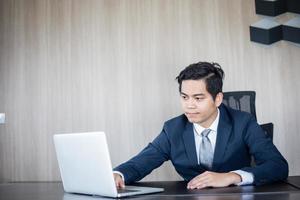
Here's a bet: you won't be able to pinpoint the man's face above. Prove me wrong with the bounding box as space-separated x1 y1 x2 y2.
180 80 222 128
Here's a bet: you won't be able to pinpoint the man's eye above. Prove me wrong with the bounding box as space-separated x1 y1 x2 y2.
196 97 204 101
181 96 188 100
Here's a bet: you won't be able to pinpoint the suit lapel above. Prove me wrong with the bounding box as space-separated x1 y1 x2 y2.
182 122 198 166
212 105 232 171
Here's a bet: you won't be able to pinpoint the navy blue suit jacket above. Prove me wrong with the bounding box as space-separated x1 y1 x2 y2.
114 104 288 185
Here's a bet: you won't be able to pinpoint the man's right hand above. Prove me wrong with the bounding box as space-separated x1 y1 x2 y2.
113 173 125 189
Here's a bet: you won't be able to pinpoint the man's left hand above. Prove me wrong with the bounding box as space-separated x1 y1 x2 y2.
187 171 242 189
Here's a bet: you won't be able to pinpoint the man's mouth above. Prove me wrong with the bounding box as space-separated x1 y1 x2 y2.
185 112 199 116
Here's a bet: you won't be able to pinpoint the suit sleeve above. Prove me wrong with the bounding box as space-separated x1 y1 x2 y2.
240 117 289 185
113 125 171 184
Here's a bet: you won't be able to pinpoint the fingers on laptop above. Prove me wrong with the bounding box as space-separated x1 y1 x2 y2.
114 173 125 188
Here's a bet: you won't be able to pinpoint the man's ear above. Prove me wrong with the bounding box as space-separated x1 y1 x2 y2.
215 92 223 107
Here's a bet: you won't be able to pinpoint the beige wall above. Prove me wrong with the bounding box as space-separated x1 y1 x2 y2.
0 0 299 182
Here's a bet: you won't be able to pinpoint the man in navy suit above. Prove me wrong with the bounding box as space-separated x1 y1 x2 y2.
113 62 288 189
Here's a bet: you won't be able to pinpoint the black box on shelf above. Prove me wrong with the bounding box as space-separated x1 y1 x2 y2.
250 19 283 44
286 0 300 14
255 0 287 16
282 18 300 44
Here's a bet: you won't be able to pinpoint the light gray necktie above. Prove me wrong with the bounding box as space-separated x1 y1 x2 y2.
199 129 213 169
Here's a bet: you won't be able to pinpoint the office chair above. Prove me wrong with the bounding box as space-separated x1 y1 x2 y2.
222 91 257 120
222 91 273 140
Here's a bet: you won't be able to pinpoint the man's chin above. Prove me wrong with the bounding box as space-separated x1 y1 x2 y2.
186 117 200 124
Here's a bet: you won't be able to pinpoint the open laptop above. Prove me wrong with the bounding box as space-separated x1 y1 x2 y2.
53 132 164 198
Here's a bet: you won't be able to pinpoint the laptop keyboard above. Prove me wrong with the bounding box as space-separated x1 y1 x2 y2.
117 189 140 194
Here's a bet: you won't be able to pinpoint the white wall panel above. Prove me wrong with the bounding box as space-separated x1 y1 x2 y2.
0 0 299 182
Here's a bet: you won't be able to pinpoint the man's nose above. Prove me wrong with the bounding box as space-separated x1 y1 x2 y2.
186 99 196 108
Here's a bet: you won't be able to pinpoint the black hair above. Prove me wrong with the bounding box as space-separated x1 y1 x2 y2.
176 62 224 100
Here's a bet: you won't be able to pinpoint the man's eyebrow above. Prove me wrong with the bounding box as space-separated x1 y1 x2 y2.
180 92 205 97
193 94 205 97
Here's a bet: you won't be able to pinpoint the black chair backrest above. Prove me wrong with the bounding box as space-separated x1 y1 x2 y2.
223 91 273 141
222 91 257 121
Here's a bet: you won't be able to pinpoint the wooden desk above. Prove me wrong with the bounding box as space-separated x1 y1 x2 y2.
1 176 300 200
286 176 300 189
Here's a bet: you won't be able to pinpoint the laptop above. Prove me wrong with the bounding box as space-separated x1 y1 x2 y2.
53 132 164 198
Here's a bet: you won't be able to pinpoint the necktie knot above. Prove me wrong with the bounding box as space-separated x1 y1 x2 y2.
201 129 211 138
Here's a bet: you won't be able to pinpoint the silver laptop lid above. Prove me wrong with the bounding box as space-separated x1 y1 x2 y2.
53 132 118 197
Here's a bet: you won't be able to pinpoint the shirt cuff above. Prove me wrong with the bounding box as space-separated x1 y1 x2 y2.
113 171 125 182
232 170 254 186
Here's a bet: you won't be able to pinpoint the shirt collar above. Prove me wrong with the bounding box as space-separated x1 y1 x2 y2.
193 109 220 136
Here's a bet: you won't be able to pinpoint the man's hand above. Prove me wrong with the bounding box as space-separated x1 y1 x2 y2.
187 171 242 189
113 173 125 189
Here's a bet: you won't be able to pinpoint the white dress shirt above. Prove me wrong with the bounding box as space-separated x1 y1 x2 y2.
193 109 254 185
